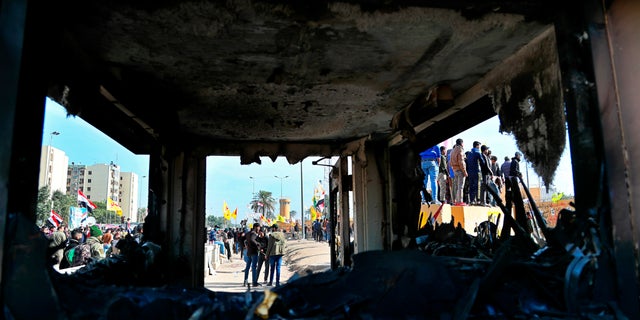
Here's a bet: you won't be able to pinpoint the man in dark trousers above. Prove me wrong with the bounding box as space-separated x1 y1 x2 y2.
506 152 523 211
243 223 262 287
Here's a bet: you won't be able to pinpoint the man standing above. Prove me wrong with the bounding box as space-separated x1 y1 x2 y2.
87 225 106 261
266 224 286 287
450 139 467 205
501 156 512 181
479 145 493 206
419 144 441 204
437 146 448 204
489 155 503 205
48 225 68 267
506 152 523 211
466 141 483 205
510 152 523 180
501 156 512 204
243 223 262 287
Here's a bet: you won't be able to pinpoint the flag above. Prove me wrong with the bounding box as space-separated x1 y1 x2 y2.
232 208 238 219
260 215 266 223
277 215 285 223
316 198 325 212
316 181 325 197
257 202 264 207
48 209 63 227
223 201 232 220
310 205 318 221
552 192 564 204
78 190 97 212
267 218 272 225
107 197 123 216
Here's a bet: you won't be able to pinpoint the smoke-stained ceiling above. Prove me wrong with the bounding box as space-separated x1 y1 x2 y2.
46 0 564 179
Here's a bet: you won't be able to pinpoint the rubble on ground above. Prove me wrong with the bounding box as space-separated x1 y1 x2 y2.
10 179 625 319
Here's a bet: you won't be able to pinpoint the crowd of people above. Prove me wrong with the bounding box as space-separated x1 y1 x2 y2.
208 223 287 287
311 218 330 242
421 138 524 207
42 220 144 270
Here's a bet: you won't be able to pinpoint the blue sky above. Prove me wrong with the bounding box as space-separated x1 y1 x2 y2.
42 98 574 219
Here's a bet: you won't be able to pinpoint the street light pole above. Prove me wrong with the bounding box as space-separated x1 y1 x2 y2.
249 176 255 196
274 175 289 199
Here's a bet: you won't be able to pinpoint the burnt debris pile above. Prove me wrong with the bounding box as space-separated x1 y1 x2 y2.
35 178 624 319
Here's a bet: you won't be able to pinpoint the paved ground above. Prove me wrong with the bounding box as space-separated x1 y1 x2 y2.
204 239 330 293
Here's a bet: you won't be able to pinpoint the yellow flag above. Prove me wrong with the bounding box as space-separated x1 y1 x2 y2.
277 215 285 222
107 197 123 216
223 201 231 219
232 208 238 219
310 205 317 221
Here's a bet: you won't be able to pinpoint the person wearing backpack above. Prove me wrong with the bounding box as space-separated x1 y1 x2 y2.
87 225 106 260
60 228 94 269
266 224 286 287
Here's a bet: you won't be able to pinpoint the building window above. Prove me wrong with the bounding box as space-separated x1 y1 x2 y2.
88 171 92 175
87 187 91 191
88 179 92 183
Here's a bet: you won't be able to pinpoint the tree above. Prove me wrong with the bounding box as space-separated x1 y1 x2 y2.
36 186 51 225
250 190 276 219
51 190 76 224
206 215 226 228
90 201 110 224
289 210 297 219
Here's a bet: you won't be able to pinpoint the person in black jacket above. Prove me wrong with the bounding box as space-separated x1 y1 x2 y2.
255 229 270 284
242 224 262 287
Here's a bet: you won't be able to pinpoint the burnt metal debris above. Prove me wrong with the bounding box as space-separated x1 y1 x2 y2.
8 177 626 319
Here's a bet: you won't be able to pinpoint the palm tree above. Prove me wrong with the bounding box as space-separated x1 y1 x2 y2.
250 190 276 220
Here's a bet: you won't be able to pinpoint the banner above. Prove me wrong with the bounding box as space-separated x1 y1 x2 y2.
69 206 88 230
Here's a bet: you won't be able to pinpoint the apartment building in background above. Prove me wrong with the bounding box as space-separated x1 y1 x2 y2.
38 146 69 196
83 162 121 203
119 172 138 222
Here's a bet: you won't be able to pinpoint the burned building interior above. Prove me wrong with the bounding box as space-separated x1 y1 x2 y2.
2 0 639 319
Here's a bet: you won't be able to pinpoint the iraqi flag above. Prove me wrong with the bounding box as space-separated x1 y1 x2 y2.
48 210 63 227
316 198 325 212
78 190 97 212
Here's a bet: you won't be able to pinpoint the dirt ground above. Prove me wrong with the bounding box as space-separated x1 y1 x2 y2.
204 239 330 293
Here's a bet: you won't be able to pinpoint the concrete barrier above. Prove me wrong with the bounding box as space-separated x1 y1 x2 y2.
205 244 221 276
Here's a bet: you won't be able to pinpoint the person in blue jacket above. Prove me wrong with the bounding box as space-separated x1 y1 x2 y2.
419 145 441 204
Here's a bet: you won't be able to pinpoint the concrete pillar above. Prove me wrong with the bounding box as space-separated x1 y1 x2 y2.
338 156 352 267
146 146 206 288
352 144 386 253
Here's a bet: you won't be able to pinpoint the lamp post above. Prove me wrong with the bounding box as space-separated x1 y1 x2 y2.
274 175 289 199
249 176 256 196
49 131 60 146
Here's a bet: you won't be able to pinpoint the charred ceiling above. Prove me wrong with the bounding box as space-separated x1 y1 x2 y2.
46 0 560 168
